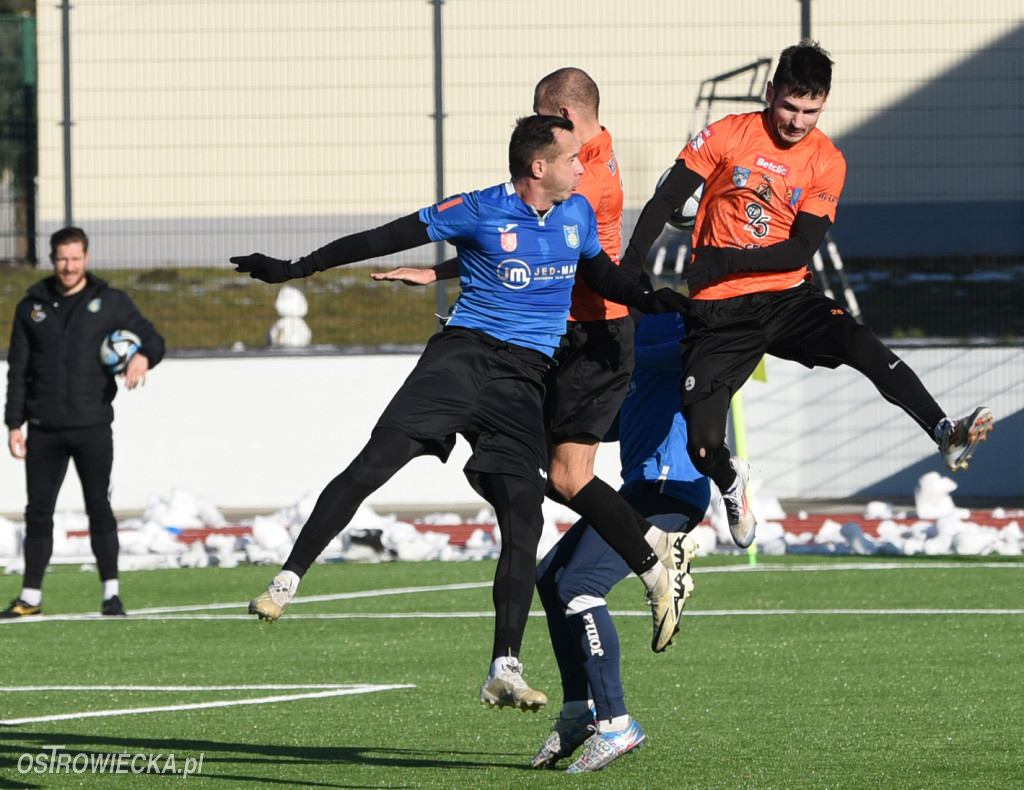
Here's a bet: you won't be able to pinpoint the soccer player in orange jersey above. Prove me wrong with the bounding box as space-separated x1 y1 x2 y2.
375 69 694 656
620 41 993 547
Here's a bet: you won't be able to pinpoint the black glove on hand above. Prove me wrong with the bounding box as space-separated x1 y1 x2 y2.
638 287 692 315
684 246 732 289
230 254 295 284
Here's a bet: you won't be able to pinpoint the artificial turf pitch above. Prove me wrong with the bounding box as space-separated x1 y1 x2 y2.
1 555 1021 789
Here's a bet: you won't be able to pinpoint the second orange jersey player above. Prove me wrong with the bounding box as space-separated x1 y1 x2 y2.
620 41 993 548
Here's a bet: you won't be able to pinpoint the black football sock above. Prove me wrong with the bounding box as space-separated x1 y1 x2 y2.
567 477 658 575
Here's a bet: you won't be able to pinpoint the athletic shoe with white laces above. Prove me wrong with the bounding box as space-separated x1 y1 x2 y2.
479 658 547 712
651 531 698 573
248 572 298 623
722 456 756 548
937 406 994 471
564 718 645 773
529 710 595 768
646 565 694 653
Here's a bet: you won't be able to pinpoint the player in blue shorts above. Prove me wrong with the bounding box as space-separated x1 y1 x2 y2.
232 114 689 710
531 311 711 772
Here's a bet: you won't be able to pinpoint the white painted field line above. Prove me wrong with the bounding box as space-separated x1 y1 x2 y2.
6 608 1021 626
611 608 1024 616
132 580 494 615
1 564 1019 625
0 684 375 692
705 561 1024 573
0 684 415 727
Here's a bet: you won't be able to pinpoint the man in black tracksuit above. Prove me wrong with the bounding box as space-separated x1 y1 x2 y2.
3 226 165 617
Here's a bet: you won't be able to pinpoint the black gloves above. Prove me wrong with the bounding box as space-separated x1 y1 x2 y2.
683 246 732 289
230 254 297 284
638 287 692 316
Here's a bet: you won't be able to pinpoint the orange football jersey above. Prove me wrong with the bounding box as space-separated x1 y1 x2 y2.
681 111 846 300
568 127 628 321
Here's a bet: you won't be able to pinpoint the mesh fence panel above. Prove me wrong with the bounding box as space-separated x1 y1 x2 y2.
0 1 1020 351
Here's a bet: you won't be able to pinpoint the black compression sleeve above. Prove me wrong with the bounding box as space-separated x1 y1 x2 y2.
709 211 832 274
620 159 705 275
292 212 432 277
578 250 651 309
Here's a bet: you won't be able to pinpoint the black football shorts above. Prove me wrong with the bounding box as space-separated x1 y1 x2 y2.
546 316 635 444
680 282 861 407
375 326 552 491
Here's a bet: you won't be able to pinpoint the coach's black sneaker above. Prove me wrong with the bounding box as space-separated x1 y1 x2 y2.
0 598 41 618
101 595 127 616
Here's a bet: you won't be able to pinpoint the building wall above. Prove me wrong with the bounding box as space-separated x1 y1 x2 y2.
31 1 1024 264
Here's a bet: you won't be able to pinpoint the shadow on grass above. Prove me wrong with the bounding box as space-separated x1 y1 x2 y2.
0 730 529 787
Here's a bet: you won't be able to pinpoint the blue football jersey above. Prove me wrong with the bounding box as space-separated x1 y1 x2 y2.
619 312 708 508
419 183 603 357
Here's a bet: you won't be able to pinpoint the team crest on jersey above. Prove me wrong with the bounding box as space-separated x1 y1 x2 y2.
88 298 101 313
755 183 772 204
30 303 46 323
563 225 580 249
500 232 518 252
606 155 618 176
732 167 750 188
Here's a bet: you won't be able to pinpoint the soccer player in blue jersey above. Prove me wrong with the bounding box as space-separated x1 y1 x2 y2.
231 114 689 711
376 69 698 659
530 311 710 772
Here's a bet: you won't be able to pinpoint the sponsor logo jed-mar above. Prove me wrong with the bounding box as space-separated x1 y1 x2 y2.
496 259 577 289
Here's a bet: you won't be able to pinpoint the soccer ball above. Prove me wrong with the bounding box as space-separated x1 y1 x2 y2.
656 168 703 232
99 329 142 374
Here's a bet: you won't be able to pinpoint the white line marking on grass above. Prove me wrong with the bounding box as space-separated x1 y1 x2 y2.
133 581 494 615
0 684 376 692
608 608 1024 616
1 565 1019 624
0 684 415 727
0 581 495 623
5 608 1018 625
702 561 1023 573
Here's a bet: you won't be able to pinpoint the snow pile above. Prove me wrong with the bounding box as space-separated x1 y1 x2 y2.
0 473 1020 573
740 471 1022 558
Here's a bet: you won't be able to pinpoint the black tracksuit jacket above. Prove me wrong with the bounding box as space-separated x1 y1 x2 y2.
4 273 166 431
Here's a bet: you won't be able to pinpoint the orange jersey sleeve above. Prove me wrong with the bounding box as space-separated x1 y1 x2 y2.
681 112 846 300
568 127 629 321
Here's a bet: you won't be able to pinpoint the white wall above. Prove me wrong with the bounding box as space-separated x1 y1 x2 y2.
0 354 625 515
2 347 1020 516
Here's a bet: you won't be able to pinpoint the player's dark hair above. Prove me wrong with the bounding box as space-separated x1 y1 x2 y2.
533 67 600 117
773 40 833 97
49 226 89 258
508 114 575 181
